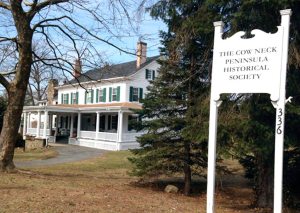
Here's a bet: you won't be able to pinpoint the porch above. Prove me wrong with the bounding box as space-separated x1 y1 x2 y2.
22 103 143 151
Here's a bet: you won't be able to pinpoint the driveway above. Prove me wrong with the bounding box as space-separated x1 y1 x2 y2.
15 143 106 168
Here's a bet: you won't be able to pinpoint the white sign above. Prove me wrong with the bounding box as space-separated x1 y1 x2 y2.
211 28 283 101
206 9 292 213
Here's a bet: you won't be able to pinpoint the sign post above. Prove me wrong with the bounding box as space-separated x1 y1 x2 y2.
206 9 292 213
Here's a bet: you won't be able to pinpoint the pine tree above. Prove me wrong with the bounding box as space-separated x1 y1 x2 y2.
129 0 221 195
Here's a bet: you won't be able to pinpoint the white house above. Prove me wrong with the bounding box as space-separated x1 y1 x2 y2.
22 42 160 151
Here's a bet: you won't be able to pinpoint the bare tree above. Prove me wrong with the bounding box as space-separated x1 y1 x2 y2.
0 0 145 171
26 42 60 106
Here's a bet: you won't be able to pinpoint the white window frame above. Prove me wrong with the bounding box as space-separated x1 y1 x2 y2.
72 93 77 104
63 94 68 104
132 88 139 102
99 88 104 102
112 88 117 101
86 90 93 104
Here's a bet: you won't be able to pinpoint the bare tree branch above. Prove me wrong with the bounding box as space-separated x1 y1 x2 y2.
0 74 9 91
0 2 11 10
28 0 69 18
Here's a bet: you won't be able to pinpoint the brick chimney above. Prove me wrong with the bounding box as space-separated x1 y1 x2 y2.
136 41 147 69
74 59 82 78
47 79 58 105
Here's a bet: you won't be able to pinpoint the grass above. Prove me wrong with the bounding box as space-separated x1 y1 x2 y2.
14 147 58 161
0 149 294 213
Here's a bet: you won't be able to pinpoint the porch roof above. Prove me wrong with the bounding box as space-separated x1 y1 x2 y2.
23 102 142 113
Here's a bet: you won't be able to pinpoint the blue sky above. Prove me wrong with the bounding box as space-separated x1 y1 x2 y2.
87 11 167 65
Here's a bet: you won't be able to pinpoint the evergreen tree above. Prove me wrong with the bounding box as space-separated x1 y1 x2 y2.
129 0 221 195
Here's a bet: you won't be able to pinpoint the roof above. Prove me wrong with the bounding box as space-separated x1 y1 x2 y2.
67 56 159 84
23 102 142 112
56 102 142 110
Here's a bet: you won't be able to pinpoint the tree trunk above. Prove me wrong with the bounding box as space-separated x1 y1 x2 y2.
0 2 33 171
183 141 192 195
254 155 274 208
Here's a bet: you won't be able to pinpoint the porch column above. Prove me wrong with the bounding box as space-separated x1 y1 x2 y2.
55 114 59 137
77 112 81 138
23 112 27 139
43 110 48 139
28 112 31 128
49 114 53 135
117 110 123 143
105 114 108 130
37 111 41 137
96 112 100 139
70 114 74 138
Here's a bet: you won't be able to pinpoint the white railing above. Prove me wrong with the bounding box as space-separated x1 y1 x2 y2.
48 136 56 143
122 132 143 142
78 131 142 142
26 128 50 136
97 132 118 141
27 128 37 135
80 131 96 139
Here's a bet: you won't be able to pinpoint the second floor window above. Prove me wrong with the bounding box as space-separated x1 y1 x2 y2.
71 92 78 104
112 88 117 101
109 86 120 102
129 87 143 102
132 88 139 102
85 89 94 104
145 69 155 80
62 93 69 104
98 88 106 102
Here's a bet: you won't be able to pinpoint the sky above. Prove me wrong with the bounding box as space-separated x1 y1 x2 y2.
89 11 166 65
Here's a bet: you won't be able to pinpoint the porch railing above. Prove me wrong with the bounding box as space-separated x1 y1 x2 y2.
122 132 143 142
26 128 50 136
97 132 117 141
80 131 96 139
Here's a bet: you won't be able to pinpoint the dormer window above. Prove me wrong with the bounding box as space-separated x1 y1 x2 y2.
145 69 155 80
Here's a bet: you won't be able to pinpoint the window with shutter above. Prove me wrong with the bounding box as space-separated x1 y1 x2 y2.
102 88 106 102
129 86 133 102
96 89 99 103
109 87 112 102
116 86 120 101
139 88 143 100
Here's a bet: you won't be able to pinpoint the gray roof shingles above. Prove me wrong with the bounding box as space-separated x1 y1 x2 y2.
67 56 159 84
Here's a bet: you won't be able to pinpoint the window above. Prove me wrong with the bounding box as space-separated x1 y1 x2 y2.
85 89 94 104
99 115 106 131
109 86 120 102
145 69 156 80
111 115 118 130
97 88 106 102
62 94 69 104
132 88 139 102
128 115 138 131
71 92 78 104
112 88 117 101
107 114 118 131
129 87 143 102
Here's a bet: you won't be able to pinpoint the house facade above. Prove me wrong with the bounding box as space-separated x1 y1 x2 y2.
22 42 159 151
